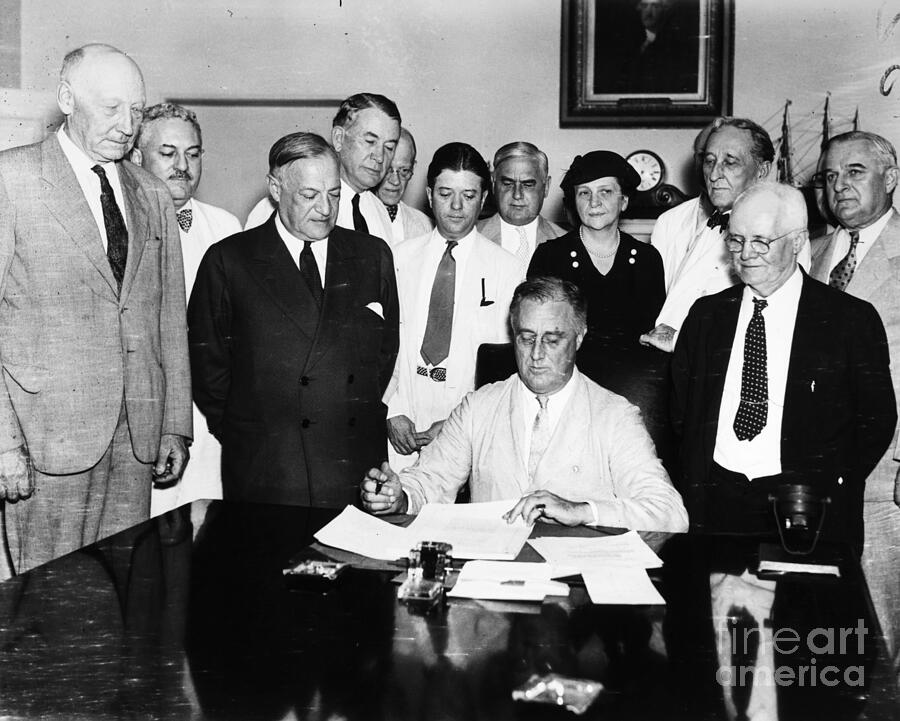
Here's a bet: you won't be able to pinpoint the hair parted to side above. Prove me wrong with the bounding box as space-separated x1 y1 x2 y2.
824 130 898 168
426 142 491 192
332 93 401 129
509 276 588 334
492 141 549 179
268 132 338 175
709 117 775 164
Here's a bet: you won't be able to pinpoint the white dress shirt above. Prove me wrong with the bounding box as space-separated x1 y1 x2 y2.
177 198 242 298
274 212 328 284
714 266 803 479
57 126 128 251
388 200 433 244
335 179 395 246
823 209 892 275
499 216 539 261
516 369 578 466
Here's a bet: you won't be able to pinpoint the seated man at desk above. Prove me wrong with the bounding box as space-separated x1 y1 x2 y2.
360 276 689 532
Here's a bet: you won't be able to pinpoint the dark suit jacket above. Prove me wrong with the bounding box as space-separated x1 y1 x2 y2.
188 218 399 507
0 134 191 471
671 271 896 548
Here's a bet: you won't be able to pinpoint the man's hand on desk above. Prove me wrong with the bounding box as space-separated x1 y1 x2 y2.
0 445 34 502
413 420 444 448
360 462 408 514
503 490 593 527
153 434 189 485
638 323 677 353
387 415 418 455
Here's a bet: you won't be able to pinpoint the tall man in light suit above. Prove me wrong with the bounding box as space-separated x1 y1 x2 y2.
375 127 432 243
385 142 524 471
189 132 399 507
812 130 900 666
672 183 895 550
477 141 565 265
363 276 688 533
0 44 191 572
132 102 242 515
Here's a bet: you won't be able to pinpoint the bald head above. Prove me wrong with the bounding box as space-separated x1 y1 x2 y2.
57 44 146 163
728 183 808 297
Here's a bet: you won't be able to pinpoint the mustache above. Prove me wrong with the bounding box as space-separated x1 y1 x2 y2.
168 169 193 181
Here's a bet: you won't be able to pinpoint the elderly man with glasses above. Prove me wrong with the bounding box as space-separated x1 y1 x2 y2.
374 127 432 243
671 182 896 553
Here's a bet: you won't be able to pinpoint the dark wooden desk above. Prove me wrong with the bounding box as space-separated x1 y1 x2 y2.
0 500 896 720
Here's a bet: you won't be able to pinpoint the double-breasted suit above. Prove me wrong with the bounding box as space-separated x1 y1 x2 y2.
0 134 191 474
671 272 896 548
188 218 399 507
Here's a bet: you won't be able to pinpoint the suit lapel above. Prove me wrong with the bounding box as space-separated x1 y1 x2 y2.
305 230 356 372
118 162 152 302
533 375 590 488
704 288 742 444
507 380 529 491
39 136 119 297
847 210 900 302
247 220 319 341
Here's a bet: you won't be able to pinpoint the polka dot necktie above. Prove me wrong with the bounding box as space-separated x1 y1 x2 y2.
385 203 398 222
828 230 860 291
733 297 768 441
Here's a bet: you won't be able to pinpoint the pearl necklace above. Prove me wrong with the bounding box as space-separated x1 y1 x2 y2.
580 226 620 259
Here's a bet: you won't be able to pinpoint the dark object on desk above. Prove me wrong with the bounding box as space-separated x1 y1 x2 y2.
769 483 832 555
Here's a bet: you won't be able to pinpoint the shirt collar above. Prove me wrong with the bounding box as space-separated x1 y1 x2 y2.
742 264 803 308
516 366 580 408
500 216 539 234
852 208 893 245
274 212 328 248
57 125 118 179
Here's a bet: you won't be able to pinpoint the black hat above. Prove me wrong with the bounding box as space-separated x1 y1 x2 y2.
560 151 640 192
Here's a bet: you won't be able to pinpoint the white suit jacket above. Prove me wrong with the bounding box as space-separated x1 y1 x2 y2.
399 372 689 533
386 229 524 434
152 198 241 517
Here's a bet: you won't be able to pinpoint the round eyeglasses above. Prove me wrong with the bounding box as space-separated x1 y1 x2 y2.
725 227 805 255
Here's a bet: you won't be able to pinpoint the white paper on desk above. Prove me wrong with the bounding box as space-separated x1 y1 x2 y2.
448 561 572 601
582 568 666 605
528 530 663 570
313 505 411 560
405 500 531 560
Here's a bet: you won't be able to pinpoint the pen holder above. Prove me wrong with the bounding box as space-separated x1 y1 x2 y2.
399 541 452 613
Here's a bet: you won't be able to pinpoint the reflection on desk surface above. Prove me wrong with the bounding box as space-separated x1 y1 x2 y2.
0 499 897 720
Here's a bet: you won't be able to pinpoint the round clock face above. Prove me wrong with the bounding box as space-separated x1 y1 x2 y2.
627 150 665 192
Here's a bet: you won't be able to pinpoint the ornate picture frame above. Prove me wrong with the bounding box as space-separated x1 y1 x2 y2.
560 0 734 127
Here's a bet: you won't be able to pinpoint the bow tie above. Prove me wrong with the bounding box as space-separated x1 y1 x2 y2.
707 210 730 232
176 207 193 232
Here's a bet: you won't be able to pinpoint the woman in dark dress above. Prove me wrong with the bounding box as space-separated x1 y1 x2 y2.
527 151 665 353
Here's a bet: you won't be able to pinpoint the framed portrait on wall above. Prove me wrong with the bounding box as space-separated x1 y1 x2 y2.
560 0 734 127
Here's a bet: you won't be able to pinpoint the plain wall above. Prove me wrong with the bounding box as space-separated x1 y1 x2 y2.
12 0 900 222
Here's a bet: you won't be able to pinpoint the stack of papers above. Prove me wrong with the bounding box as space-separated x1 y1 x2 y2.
313 501 531 561
448 561 572 601
529 531 666 605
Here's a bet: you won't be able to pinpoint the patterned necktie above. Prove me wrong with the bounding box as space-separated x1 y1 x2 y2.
176 207 193 232
385 203 398 222
733 297 768 441
420 240 458 367
298 241 323 307
352 193 369 234
515 226 530 262
91 164 128 291
707 210 730 231
527 395 550 480
829 230 860 291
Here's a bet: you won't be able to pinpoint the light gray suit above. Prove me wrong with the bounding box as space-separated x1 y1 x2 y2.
476 213 566 248
810 208 900 664
0 134 191 570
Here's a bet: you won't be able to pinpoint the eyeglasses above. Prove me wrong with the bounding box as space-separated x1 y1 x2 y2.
725 228 806 255
385 166 414 181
